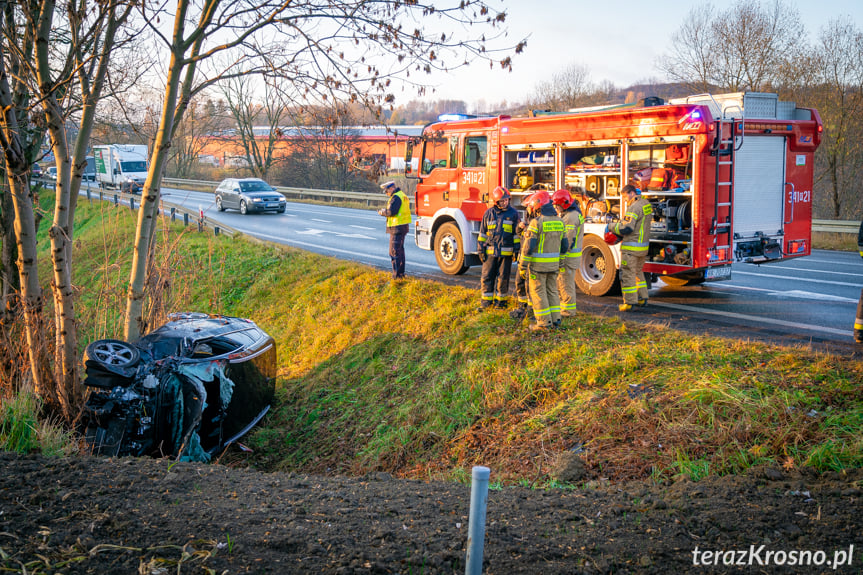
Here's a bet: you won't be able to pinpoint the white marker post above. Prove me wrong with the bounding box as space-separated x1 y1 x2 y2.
465 466 490 575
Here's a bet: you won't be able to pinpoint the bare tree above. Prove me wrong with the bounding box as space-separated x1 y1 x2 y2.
655 3 718 93
168 96 226 178
123 0 524 341
0 0 49 397
657 0 804 93
219 74 289 180
795 20 863 219
0 0 132 417
527 62 594 111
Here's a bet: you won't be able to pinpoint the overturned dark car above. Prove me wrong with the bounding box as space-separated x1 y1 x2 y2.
80 313 276 462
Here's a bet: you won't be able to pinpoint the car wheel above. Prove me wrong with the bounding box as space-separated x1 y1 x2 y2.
240 200 248 215
84 339 140 369
216 196 225 212
575 235 621 296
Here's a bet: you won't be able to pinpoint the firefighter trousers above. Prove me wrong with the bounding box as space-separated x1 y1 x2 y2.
528 269 560 328
515 261 529 307
620 250 648 305
557 259 579 316
480 256 513 307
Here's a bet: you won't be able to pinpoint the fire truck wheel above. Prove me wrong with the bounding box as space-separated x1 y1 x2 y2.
575 235 621 296
434 222 469 275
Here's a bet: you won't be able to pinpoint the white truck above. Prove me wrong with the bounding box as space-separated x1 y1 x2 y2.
93 144 149 193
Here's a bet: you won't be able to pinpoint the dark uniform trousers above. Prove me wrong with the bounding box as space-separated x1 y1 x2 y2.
480 256 513 307
388 225 408 279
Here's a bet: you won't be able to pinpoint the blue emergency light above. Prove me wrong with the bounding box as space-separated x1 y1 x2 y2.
438 113 475 122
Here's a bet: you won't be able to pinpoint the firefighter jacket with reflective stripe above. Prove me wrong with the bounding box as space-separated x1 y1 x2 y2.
520 204 567 273
385 191 411 228
560 205 584 263
477 204 521 257
613 197 653 253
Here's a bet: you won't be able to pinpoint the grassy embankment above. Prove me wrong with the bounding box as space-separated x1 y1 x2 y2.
7 194 862 485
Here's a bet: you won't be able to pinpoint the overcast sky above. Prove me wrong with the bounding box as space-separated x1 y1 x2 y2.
404 0 862 109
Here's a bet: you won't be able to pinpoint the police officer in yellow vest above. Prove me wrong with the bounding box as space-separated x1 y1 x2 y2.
552 189 584 318
518 190 567 331
611 184 653 311
377 181 411 280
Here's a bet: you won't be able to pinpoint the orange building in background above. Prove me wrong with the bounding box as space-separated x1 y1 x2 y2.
197 125 424 173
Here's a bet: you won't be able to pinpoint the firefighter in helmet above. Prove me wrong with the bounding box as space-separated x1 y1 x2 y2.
855 218 863 343
476 186 521 311
610 184 653 311
552 189 584 318
518 190 567 331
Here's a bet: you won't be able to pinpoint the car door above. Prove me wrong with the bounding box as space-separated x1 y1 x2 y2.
221 179 238 208
231 182 243 209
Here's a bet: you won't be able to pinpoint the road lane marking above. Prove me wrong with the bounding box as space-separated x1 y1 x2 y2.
776 290 859 302
293 228 375 240
248 233 441 270
709 284 859 303
752 265 863 278
350 225 375 230
732 270 860 287
311 218 331 223
648 301 853 337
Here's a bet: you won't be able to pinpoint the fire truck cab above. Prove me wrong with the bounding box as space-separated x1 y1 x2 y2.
409 93 822 295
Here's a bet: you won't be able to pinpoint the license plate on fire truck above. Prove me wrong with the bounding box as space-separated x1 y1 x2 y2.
705 265 732 280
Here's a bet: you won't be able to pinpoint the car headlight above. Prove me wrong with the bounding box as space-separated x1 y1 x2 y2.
252 197 263 202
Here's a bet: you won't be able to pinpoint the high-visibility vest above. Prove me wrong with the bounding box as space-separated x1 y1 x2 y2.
522 213 566 272
561 207 584 261
477 205 521 257
386 191 411 227
613 197 653 253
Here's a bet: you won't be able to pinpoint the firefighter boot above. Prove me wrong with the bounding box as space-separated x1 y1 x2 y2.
619 303 633 312
855 329 863 344
637 298 648 307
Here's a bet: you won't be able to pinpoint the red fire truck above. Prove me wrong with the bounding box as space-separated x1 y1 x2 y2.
406 92 822 295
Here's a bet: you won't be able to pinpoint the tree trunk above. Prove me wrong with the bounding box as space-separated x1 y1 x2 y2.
0 181 20 317
8 171 53 401
124 10 189 341
0 18 54 404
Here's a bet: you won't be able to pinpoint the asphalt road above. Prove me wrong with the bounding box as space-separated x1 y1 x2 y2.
160 187 863 356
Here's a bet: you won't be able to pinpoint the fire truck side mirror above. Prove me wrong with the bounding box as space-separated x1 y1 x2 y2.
404 140 413 175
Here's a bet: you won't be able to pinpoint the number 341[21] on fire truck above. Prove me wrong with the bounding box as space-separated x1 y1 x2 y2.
404 92 822 296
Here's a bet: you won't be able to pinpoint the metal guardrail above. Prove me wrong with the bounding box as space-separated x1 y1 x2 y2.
82 185 242 238
811 219 860 234
162 177 397 208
